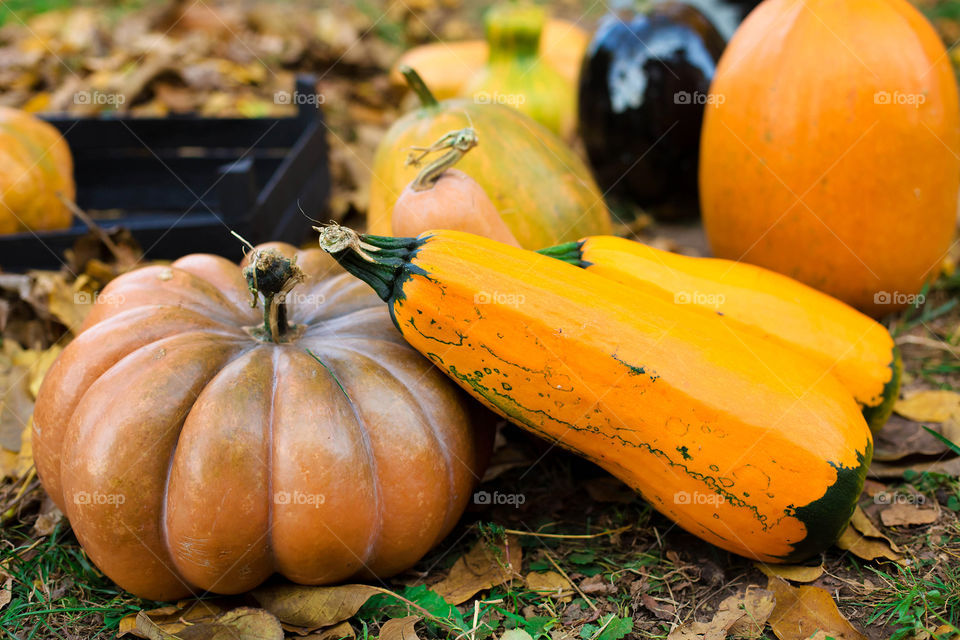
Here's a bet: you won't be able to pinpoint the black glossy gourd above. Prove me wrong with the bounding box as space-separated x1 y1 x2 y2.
578 2 725 220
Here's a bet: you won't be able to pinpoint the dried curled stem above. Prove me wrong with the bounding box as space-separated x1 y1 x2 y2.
234 231 305 342
313 222 381 263
405 128 478 192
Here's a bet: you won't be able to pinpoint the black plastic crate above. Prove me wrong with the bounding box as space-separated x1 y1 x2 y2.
0 74 329 270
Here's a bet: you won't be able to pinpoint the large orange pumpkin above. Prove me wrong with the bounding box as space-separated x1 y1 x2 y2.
699 0 960 316
0 106 74 234
32 243 489 601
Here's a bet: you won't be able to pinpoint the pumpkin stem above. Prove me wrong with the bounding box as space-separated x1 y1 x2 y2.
406 128 478 192
241 245 305 342
314 223 421 303
400 65 440 108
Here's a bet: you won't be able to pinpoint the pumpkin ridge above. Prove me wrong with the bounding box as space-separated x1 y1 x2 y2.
33 307 250 513
62 332 248 600
299 348 384 570
163 344 276 594
85 266 256 329
293 281 383 326
312 340 462 539
300 308 409 346
101 304 250 338
265 346 284 583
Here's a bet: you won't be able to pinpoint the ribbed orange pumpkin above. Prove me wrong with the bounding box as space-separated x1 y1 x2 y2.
0 106 74 234
32 243 488 601
700 0 960 316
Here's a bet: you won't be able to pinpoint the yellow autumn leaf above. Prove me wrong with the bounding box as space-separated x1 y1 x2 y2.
766 577 866 640
895 390 960 423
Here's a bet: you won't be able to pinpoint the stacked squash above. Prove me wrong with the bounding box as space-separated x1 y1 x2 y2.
355 120 898 561
318 224 880 564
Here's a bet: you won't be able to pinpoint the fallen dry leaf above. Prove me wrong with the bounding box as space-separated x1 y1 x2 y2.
640 593 676 621
0 572 11 612
28 345 61 399
766 577 866 640
32 497 63 537
252 584 379 628
756 563 824 583
668 587 774 639
879 501 939 527
873 415 953 460
307 620 356 639
727 588 776 639
835 506 902 562
895 390 960 422
525 570 572 599
118 600 224 636
378 616 421 640
126 607 281 640
579 574 617 595
0 345 35 454
432 535 522 605
0 450 17 481
13 416 33 480
29 271 91 333
1 415 33 482
933 625 960 640
836 525 902 562
869 456 960 478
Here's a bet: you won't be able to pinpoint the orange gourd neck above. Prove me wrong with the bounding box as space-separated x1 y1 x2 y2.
241 246 305 343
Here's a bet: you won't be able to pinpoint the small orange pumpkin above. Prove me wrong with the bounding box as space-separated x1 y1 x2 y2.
33 243 489 601
700 0 960 316
0 106 74 234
